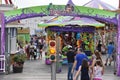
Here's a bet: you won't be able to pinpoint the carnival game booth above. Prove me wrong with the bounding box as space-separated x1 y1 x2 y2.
1 0 120 76
45 26 95 65
83 0 118 51
38 16 105 65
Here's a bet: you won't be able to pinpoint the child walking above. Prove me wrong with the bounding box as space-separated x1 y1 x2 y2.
93 60 104 80
73 59 90 80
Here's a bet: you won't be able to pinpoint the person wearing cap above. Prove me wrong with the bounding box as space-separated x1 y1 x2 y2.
66 47 76 80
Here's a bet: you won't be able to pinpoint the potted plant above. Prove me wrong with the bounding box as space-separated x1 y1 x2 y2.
12 53 26 73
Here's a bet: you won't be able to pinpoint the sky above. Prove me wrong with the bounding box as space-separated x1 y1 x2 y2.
2 0 119 9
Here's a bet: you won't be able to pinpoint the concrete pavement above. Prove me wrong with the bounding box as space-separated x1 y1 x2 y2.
0 55 120 80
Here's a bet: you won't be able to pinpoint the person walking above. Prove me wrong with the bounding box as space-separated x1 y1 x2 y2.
90 50 104 80
96 40 102 55
91 50 103 67
29 42 35 60
66 47 76 80
24 41 30 60
38 38 44 59
93 60 104 80
72 48 88 80
73 59 90 80
105 42 115 66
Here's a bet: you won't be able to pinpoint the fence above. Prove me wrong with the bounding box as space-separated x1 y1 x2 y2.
0 55 5 72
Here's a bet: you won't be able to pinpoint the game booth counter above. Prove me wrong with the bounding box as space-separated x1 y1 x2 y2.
1 0 120 75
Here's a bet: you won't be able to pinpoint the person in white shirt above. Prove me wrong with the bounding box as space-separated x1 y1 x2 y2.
93 60 104 80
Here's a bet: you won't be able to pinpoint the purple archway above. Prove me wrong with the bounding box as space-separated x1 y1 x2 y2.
0 4 120 75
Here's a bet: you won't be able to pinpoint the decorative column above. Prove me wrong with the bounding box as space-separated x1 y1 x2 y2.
117 0 120 76
117 14 120 76
56 34 62 73
1 13 5 55
0 12 5 73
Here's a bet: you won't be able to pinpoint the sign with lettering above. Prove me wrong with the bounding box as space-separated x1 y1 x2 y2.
48 3 74 15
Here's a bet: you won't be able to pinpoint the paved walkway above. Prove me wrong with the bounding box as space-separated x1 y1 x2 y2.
0 55 120 80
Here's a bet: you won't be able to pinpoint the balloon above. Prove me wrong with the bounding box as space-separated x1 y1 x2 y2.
76 33 81 40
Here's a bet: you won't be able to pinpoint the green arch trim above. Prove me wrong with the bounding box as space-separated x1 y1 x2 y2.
4 5 118 24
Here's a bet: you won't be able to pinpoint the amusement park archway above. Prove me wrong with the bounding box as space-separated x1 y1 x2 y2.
1 4 120 75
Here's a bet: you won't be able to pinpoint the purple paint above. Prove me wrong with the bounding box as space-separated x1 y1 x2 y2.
0 13 5 73
117 14 120 76
46 26 95 33
67 0 74 6
1 13 5 55
5 8 118 25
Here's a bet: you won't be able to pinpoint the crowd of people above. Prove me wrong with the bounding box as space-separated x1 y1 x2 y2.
17 36 115 80
65 41 115 80
17 35 46 60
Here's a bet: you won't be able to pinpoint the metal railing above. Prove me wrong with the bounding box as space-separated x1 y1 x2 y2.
0 55 5 72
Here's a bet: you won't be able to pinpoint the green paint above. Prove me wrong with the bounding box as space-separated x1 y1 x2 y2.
4 5 117 19
5 8 22 17
4 5 48 17
74 6 116 18
17 34 30 46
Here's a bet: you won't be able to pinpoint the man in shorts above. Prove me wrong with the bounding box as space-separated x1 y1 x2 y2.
105 42 115 66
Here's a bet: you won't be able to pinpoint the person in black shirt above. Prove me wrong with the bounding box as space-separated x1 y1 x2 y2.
66 47 76 80
97 40 102 54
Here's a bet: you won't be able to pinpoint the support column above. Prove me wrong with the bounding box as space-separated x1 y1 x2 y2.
117 14 120 76
56 35 62 73
1 13 5 55
0 13 5 73
51 62 56 80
